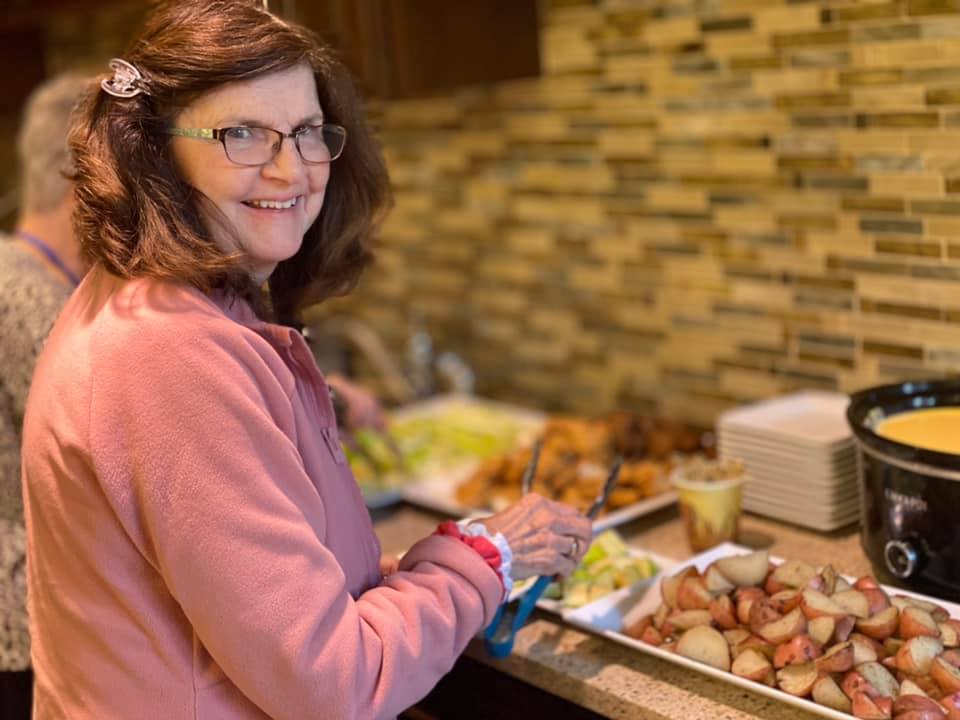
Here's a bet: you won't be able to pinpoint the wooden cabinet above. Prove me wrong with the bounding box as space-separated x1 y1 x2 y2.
294 0 541 100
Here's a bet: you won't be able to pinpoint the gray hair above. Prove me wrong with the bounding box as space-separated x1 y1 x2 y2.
17 73 90 214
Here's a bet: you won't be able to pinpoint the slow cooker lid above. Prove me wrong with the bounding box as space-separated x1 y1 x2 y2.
847 379 960 475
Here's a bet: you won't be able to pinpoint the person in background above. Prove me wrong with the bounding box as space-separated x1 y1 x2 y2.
21 2 592 719
0 72 90 720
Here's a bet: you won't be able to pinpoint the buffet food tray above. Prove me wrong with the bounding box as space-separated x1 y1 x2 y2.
360 393 545 509
564 542 960 720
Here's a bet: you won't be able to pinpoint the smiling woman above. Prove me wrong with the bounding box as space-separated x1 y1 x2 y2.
168 63 333 283
20 2 593 720
68 0 389 321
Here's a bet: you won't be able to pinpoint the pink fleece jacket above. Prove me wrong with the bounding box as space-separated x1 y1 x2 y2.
21 269 503 720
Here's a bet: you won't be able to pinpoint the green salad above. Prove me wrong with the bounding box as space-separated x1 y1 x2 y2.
542 530 659 608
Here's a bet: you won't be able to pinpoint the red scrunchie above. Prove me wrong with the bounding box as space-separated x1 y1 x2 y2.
434 520 504 591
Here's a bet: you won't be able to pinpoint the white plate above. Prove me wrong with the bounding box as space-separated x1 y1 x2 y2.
402 474 680 533
742 483 859 508
565 542 960 720
718 432 855 465
741 494 860 521
741 506 860 532
730 462 858 491
718 391 852 449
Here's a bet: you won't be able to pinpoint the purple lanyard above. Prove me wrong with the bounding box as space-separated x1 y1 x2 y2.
16 230 81 287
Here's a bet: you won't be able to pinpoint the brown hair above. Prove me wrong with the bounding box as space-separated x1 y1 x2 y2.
69 0 391 321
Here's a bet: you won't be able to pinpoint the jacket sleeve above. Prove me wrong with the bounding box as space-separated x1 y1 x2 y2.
88 320 503 720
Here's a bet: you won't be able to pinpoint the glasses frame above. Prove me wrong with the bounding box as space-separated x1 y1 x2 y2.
166 123 347 166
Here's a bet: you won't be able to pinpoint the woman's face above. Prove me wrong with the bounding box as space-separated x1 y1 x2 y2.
170 62 329 282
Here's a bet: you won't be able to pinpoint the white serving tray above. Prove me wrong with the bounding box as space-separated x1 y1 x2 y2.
565 542 960 720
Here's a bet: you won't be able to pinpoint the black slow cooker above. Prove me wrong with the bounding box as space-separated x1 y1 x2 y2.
847 380 960 602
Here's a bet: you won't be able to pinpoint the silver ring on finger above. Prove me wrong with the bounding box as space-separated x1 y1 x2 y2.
565 536 580 559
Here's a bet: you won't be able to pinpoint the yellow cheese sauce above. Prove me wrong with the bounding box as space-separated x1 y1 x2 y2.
876 407 960 455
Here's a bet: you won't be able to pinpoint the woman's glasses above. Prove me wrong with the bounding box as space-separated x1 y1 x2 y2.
167 124 346 166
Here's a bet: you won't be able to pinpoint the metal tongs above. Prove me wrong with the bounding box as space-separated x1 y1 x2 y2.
483 441 623 658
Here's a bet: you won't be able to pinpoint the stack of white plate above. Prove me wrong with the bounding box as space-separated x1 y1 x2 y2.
717 390 859 532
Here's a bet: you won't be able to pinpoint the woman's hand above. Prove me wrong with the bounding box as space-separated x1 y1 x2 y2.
473 494 592 580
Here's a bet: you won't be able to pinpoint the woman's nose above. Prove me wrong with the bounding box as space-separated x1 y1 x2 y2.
261 136 306 183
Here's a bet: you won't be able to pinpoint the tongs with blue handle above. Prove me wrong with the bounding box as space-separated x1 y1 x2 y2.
483 443 623 658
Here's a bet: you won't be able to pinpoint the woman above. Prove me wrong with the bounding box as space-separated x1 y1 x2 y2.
21 2 592 719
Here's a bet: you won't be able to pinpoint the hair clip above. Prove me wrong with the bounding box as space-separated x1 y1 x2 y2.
100 58 146 99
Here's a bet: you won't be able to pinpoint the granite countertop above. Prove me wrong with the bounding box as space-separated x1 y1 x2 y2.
374 503 874 720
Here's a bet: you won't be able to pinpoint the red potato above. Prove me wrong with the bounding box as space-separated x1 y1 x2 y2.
851 633 886 665
709 595 738 631
736 587 766 625
731 647 775 685
677 576 713 611
901 674 945 701
774 634 822 668
900 607 941 640
704 563 735 596
941 650 960 670
900 679 932 698
892 596 951 624
932 657 960 695
836 615 859 642
834 589 873 619
851 691 892 719
835 576 855 594
859 606 901 641
640 625 664 646
815 640 855 673
714 550 769 588
862 588 892 616
940 622 960 649
802 589 849 620
623 614 652 640
941 692 960 719
813 673 853 713
736 634 776 661
758 608 808 645
896 637 945 676
845 670 877 700
653 602 671 631
748 597 783 635
765 572 788 596
820 564 840 596
860 661 901 699
661 566 697 609
676 625 731 671
776 661 818 697
891 694 948 719
771 560 819 590
770 589 803 614
809 616 837 646
663 609 713 634
723 628 750 649
856 575 882 591
886 637 906 657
